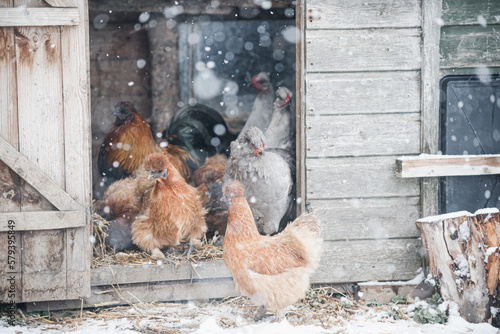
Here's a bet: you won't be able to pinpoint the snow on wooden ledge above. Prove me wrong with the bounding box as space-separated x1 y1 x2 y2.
416 209 500 323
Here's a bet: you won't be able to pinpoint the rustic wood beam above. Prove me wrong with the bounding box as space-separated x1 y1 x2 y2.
0 8 79 26
396 154 500 178
92 260 231 286
0 211 86 231
44 0 76 7
420 0 442 217
88 0 290 13
0 137 83 211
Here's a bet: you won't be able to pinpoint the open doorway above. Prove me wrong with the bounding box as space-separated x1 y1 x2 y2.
88 0 298 265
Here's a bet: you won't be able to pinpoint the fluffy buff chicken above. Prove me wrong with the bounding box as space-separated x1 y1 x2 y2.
131 153 207 259
93 166 155 251
225 126 294 235
237 72 275 139
223 180 322 320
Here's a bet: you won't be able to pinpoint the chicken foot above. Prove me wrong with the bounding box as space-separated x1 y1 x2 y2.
254 305 266 322
182 239 198 259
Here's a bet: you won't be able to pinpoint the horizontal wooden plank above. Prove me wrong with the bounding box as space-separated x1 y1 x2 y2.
0 137 83 211
0 8 79 26
45 0 76 7
307 156 420 199
306 113 420 158
307 28 421 73
0 211 85 231
396 154 500 178
307 0 421 30
306 71 421 115
312 238 423 283
442 0 500 26
311 197 420 241
440 25 500 69
26 278 239 311
92 260 231 286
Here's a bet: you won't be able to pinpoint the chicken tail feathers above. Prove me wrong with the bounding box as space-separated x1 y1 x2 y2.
162 104 236 166
282 213 323 272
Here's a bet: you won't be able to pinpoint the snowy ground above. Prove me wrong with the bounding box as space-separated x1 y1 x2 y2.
1 291 498 334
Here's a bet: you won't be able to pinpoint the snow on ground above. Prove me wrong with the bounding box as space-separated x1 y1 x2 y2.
1 295 498 334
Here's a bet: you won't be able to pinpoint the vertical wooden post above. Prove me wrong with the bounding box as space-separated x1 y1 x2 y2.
295 0 306 215
147 15 180 136
420 0 442 217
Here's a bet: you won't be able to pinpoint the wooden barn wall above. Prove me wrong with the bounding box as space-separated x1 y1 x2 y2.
0 0 92 303
89 12 152 200
305 0 424 283
440 0 500 75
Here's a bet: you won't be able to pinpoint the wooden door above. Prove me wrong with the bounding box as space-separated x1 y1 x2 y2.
0 0 92 303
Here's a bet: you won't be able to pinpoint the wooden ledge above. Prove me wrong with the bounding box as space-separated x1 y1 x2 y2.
396 154 500 178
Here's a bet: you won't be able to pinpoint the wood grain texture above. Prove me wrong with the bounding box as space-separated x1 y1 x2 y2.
61 0 92 300
306 0 421 30
0 8 79 26
44 0 76 7
0 137 82 211
306 113 420 158
0 211 85 231
92 260 231 286
396 154 500 177
442 0 500 26
310 197 421 241
306 71 421 115
296 0 306 215
440 25 500 69
306 156 420 199
307 28 422 73
421 0 442 217
311 238 423 283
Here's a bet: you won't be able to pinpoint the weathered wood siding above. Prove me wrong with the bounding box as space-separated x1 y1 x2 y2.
440 0 500 74
0 0 92 303
305 0 423 283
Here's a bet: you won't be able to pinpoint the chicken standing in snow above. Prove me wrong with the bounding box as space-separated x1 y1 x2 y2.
264 87 294 150
237 72 275 139
222 180 322 321
131 153 207 259
225 126 294 235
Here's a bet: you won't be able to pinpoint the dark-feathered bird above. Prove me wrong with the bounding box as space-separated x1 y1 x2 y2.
162 103 236 170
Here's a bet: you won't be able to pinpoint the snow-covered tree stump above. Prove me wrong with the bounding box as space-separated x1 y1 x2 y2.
416 208 500 323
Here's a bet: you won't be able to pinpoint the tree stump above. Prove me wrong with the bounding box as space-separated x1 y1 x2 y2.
416 209 500 323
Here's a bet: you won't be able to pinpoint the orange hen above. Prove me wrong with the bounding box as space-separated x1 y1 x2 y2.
132 153 207 259
222 180 323 321
98 101 194 186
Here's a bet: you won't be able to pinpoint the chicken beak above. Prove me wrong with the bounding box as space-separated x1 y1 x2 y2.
148 171 155 179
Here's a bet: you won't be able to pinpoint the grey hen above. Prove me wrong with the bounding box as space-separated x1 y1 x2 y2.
265 86 294 150
237 72 275 139
224 127 294 235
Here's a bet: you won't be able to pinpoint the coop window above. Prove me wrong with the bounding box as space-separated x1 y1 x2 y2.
177 18 296 124
439 75 500 213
